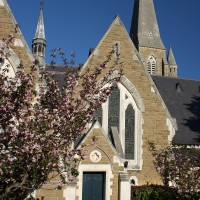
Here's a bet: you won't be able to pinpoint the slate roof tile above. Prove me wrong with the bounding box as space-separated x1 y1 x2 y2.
152 75 200 145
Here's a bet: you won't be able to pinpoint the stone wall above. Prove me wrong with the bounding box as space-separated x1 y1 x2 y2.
139 47 166 76
25 16 171 199
79 17 170 187
0 2 34 73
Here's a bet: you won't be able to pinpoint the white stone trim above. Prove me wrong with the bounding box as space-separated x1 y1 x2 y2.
7 48 20 72
147 55 157 75
77 164 113 200
130 176 138 186
0 59 15 78
90 150 102 163
120 74 145 112
166 118 176 144
0 0 4 6
119 173 131 200
187 145 200 149
151 86 155 93
100 82 143 170
119 84 142 167
133 55 138 61
0 42 20 77
102 100 108 134
175 145 200 149
14 39 24 47
63 185 76 200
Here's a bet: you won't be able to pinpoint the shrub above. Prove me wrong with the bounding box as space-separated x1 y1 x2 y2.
131 185 182 200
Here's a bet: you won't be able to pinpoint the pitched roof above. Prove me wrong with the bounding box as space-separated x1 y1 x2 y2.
130 0 165 50
74 121 119 156
152 75 200 145
46 64 80 87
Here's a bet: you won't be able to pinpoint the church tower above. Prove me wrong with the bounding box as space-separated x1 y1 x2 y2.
130 0 177 77
32 2 46 67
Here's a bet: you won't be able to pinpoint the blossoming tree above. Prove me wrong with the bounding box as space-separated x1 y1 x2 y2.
149 142 200 199
0 35 122 199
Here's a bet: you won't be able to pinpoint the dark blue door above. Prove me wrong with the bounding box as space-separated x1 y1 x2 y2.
82 172 105 200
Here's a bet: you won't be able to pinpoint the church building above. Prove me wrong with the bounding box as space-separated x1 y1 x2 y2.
0 0 199 199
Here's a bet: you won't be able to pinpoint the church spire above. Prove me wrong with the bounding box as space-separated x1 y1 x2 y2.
32 0 46 67
130 0 165 50
168 46 178 77
168 46 177 66
34 7 45 40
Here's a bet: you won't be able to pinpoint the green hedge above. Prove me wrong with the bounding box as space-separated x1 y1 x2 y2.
131 185 200 200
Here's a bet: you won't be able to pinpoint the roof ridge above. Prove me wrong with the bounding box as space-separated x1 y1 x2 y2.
152 75 200 82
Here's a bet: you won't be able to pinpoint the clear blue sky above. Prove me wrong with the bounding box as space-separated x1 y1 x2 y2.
7 0 200 80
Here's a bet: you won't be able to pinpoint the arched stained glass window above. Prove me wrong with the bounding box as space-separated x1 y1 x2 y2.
108 85 120 134
125 104 135 160
147 56 156 75
92 82 143 168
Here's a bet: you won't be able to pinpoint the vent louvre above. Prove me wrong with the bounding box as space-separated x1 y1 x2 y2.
147 56 156 75
176 82 183 93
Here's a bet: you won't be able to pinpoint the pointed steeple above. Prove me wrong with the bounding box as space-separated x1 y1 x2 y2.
168 46 177 66
34 8 45 40
168 46 178 77
130 0 165 50
32 2 46 67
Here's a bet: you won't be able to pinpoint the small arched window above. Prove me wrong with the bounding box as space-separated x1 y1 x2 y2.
147 56 156 75
33 46 37 53
41 46 44 54
38 45 42 53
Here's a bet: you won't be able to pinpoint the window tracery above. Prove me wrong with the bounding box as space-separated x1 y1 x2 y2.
147 56 156 75
95 82 143 168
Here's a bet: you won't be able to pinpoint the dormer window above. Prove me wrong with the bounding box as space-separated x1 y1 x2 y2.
176 82 183 93
147 56 156 75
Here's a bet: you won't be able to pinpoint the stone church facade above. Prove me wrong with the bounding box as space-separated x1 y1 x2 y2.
0 0 199 199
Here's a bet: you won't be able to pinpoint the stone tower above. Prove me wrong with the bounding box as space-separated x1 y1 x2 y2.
130 0 177 77
32 4 46 67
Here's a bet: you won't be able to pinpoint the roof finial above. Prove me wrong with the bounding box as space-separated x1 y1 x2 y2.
40 0 44 10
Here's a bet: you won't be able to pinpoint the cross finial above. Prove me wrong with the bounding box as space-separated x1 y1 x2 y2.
40 0 44 10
